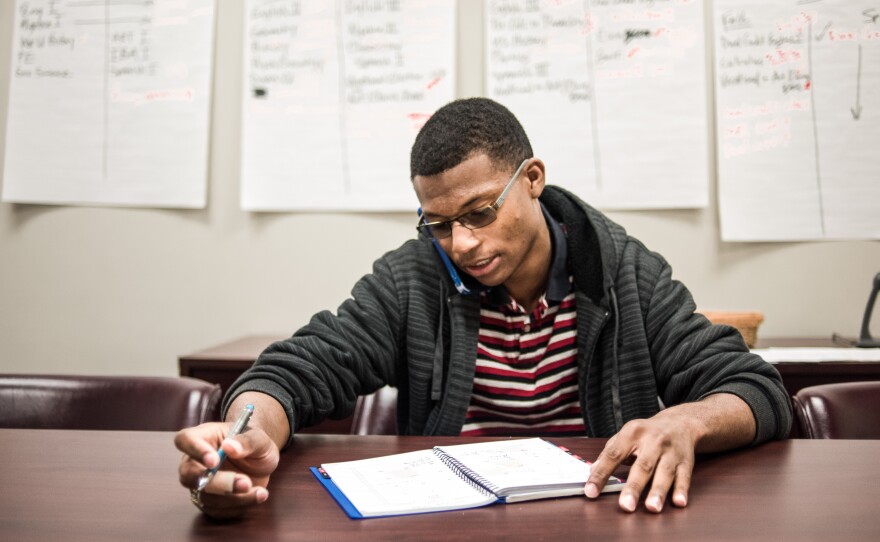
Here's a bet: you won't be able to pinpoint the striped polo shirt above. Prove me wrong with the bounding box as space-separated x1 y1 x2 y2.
461 207 585 437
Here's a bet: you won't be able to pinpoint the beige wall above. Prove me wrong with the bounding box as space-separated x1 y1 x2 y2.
1 1 878 377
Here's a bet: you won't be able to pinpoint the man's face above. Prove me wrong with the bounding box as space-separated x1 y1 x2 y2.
412 153 545 288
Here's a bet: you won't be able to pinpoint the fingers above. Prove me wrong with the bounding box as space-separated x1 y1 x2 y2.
201 470 252 496
174 425 246 489
617 441 662 512
197 486 271 521
175 422 280 519
641 456 693 512
220 432 251 461
220 428 281 484
231 426 280 458
188 458 271 520
176 424 279 487
639 436 694 512
671 461 692 508
584 419 695 513
585 434 630 498
642 454 674 513
176 424 226 489
174 425 224 469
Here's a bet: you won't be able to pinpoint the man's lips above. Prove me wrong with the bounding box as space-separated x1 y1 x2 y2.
462 255 499 277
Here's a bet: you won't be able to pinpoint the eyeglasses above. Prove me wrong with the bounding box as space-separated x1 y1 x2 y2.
417 159 529 239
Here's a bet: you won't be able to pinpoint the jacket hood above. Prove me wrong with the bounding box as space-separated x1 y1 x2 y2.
540 185 628 307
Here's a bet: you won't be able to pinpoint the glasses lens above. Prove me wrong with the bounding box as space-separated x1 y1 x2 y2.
460 206 497 230
429 223 453 239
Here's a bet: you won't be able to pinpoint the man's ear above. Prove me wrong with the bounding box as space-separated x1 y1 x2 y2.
525 158 546 198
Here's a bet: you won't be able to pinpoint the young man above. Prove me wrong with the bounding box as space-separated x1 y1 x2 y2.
176 98 791 519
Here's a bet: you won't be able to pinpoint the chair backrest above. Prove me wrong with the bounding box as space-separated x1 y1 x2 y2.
0 374 222 431
793 381 880 439
351 386 398 435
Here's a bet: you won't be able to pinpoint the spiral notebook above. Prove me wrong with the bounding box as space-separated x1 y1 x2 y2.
310 437 625 519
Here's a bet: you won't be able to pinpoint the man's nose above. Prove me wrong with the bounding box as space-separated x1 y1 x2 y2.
449 221 480 256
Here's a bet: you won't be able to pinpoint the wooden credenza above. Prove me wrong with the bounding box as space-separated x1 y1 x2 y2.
179 335 353 433
754 337 880 395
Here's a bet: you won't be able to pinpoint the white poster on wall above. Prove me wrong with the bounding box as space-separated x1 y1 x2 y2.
486 0 709 210
2 0 215 208
714 0 880 241
240 0 455 212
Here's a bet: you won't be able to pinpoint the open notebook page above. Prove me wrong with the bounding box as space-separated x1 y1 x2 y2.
320 449 496 517
434 438 595 496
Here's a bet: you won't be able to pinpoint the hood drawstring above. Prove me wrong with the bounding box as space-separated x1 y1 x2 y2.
609 287 624 431
431 283 447 401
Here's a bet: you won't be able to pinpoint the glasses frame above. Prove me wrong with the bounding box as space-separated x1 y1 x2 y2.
417 158 530 239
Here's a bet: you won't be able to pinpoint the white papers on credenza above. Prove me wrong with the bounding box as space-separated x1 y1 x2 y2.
240 0 455 212
2 0 215 208
752 348 880 363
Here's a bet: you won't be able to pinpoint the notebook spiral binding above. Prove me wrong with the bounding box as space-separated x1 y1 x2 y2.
433 448 500 498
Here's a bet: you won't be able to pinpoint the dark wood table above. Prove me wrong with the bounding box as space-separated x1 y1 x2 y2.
1 430 878 541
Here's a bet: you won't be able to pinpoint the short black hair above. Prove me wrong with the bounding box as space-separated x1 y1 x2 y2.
410 97 533 179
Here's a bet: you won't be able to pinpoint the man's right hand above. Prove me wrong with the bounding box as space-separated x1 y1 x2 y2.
175 392 289 520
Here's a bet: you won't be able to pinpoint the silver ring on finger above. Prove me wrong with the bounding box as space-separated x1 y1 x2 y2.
190 488 205 512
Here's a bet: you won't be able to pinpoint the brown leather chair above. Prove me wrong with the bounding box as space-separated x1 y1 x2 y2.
793 381 880 439
0 374 222 431
351 386 398 435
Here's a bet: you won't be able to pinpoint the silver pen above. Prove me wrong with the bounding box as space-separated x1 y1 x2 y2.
196 404 254 491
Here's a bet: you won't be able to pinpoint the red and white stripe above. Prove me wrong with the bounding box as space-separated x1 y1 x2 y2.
461 291 586 437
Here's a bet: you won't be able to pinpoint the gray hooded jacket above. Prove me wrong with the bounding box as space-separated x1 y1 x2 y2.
224 186 792 447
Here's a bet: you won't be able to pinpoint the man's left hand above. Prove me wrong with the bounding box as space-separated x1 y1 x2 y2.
583 393 755 513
